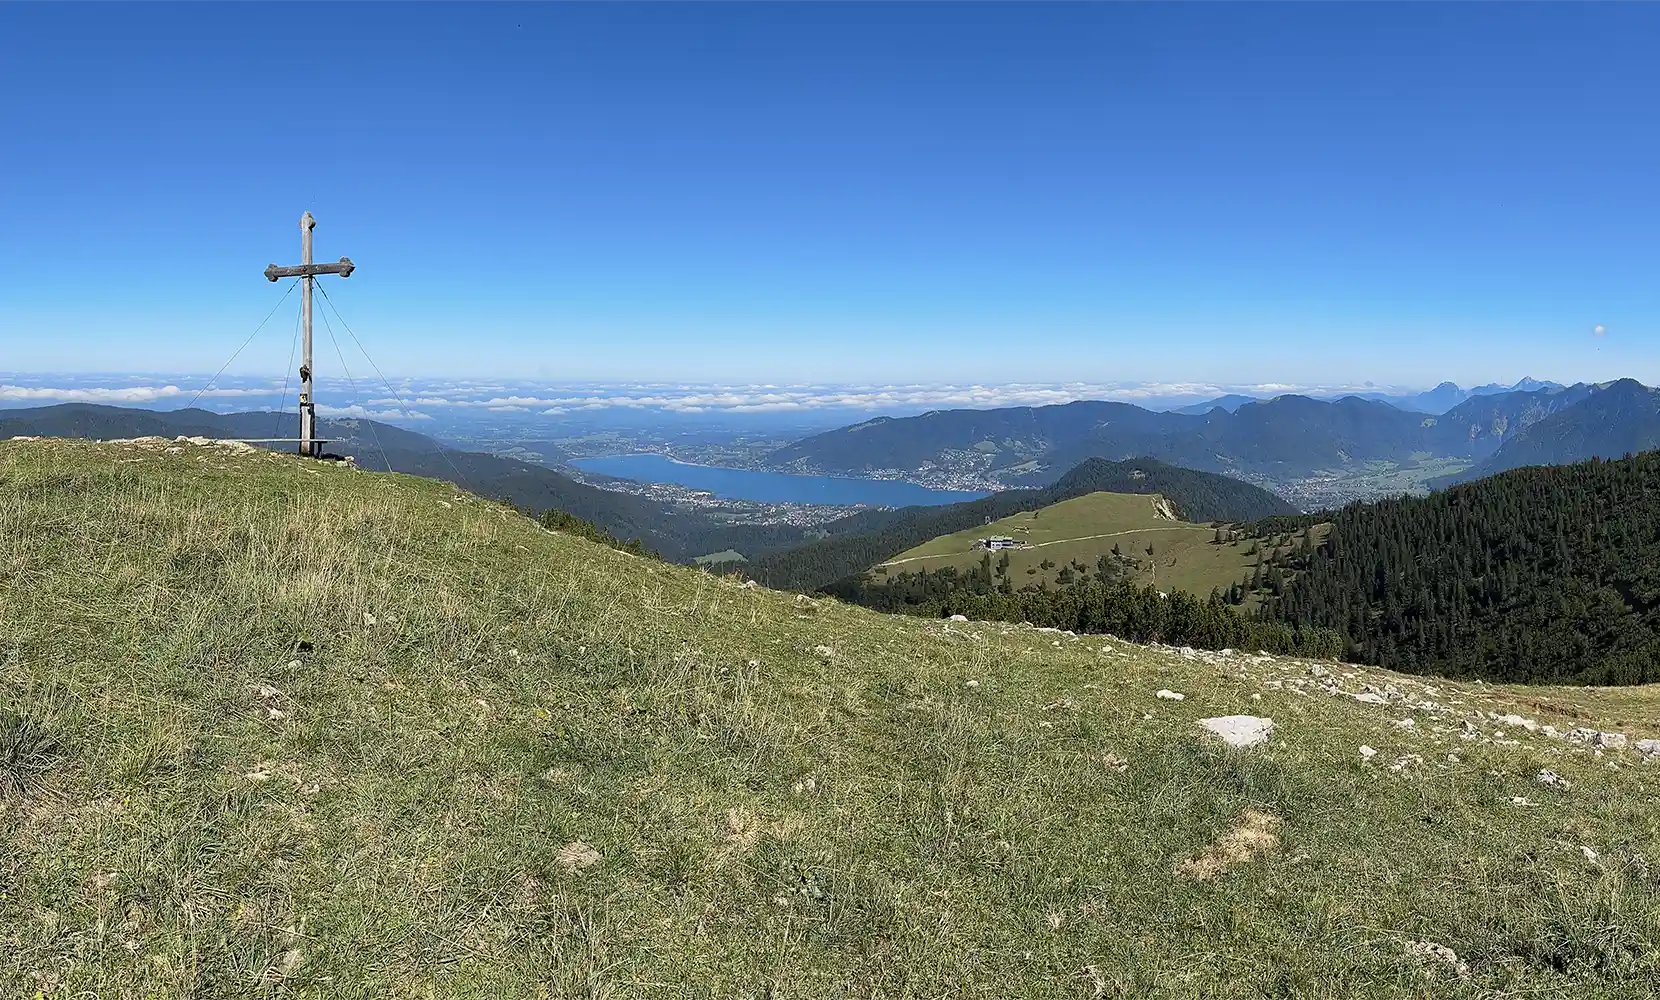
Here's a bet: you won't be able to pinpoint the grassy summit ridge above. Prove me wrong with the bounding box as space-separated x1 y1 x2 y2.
873 491 1262 598
3 437 1660 997
748 457 1293 593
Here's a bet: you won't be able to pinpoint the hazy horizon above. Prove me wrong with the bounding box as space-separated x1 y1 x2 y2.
0 371 1610 425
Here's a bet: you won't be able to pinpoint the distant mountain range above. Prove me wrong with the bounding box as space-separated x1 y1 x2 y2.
1429 379 1660 487
769 380 1637 489
1173 377 1565 416
1169 394 1260 415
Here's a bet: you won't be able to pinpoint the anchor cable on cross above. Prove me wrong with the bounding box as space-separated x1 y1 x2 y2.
264 212 355 457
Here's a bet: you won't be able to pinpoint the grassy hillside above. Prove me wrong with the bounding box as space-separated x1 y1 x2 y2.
875 491 1261 599
748 458 1294 593
0 403 807 563
4 437 1660 997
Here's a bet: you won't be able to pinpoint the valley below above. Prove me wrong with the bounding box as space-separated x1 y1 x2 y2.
564 447 1474 525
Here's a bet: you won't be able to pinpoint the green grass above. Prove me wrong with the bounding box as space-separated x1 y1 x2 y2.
875 491 1277 598
3 438 1660 997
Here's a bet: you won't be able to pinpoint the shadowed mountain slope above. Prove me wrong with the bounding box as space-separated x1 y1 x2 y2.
1431 380 1660 487
769 383 1624 488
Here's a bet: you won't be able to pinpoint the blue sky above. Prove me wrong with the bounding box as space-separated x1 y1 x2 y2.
3 3 1658 387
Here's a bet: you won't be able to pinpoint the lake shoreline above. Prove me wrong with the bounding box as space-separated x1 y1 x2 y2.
569 453 989 507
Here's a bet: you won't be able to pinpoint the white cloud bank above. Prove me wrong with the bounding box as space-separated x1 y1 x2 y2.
365 380 1393 415
0 383 272 403
0 373 1423 420
315 404 431 420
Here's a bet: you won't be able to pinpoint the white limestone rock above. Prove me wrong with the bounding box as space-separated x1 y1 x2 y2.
1569 728 1628 750
1197 715 1274 749
1405 939 1469 978
1537 769 1571 790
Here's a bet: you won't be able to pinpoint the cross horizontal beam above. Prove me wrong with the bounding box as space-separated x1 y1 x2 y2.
264 258 355 281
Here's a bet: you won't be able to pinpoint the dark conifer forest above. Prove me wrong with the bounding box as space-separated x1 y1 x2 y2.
1259 453 1660 685
829 567 1347 659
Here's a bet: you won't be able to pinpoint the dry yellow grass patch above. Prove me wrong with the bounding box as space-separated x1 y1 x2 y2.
724 806 763 850
1178 808 1282 880
555 841 602 873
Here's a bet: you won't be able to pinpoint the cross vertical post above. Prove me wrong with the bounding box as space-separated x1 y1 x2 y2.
299 212 315 456
265 213 355 457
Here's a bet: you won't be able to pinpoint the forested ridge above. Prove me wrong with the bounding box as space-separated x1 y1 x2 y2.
1261 451 1660 685
744 457 1294 591
825 563 1346 659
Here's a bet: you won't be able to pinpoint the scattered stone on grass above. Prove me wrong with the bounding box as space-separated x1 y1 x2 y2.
1406 939 1470 978
1155 689 1185 701
1537 769 1571 790
1197 715 1274 748
1568 728 1628 750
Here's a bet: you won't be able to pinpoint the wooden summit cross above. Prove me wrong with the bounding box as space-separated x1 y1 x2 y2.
265 212 355 457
